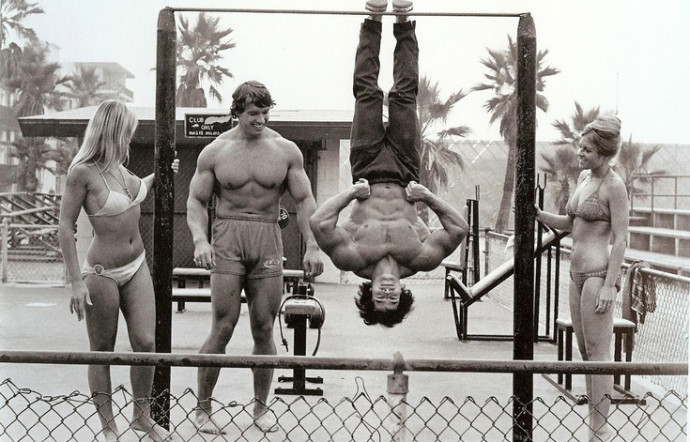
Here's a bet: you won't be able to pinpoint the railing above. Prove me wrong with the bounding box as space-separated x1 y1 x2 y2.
630 174 690 212
0 351 686 441
0 220 64 283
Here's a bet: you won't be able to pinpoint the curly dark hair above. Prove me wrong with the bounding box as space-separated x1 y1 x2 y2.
230 81 276 117
354 281 415 327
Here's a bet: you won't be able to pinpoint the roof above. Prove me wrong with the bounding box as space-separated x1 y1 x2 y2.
18 105 354 145
65 62 135 79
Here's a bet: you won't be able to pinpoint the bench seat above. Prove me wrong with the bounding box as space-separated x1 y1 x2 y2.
171 267 305 312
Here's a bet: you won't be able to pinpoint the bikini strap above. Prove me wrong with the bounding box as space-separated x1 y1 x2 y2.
592 167 611 195
92 163 112 190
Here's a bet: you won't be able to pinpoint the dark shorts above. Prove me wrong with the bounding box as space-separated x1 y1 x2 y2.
211 214 284 279
349 19 421 186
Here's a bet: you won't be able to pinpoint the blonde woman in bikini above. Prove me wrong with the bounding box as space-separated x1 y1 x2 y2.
536 114 628 441
58 100 178 442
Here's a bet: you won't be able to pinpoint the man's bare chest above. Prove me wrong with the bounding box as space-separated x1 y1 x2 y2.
349 219 425 257
214 151 288 190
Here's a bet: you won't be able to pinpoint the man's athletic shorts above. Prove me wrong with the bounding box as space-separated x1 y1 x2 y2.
211 214 283 279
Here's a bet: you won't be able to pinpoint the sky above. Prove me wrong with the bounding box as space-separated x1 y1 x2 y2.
19 0 690 144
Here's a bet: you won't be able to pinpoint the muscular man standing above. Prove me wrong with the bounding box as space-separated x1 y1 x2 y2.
310 0 467 327
187 81 323 434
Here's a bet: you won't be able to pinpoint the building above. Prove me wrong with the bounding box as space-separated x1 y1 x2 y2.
18 105 354 282
0 57 133 193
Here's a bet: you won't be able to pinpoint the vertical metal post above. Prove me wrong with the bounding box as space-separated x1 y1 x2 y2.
1 218 9 282
513 13 536 442
533 182 544 343
152 7 176 427
387 352 409 442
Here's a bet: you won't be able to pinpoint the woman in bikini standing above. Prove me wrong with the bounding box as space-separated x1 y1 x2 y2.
58 100 178 442
536 114 628 441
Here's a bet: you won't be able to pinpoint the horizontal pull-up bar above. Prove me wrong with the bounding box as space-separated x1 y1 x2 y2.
1 350 687 376
169 7 526 18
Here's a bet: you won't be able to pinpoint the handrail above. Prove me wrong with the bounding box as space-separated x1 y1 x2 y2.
0 350 686 376
630 174 690 212
0 206 58 218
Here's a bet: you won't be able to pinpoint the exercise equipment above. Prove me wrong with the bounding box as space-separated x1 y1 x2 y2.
275 281 325 396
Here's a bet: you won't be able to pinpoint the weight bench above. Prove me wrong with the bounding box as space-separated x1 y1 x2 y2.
172 267 305 313
446 229 568 340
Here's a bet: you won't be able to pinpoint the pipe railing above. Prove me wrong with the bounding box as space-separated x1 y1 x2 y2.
0 350 686 376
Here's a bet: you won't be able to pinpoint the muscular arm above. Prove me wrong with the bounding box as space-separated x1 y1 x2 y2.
406 182 468 270
309 181 369 271
285 145 323 277
186 145 216 268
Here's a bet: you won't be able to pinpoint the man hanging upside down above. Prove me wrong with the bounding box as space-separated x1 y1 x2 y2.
310 0 468 327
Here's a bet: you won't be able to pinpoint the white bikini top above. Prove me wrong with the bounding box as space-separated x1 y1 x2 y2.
88 166 147 217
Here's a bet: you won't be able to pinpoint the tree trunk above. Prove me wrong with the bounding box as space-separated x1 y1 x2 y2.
494 143 517 233
557 179 570 215
22 157 39 192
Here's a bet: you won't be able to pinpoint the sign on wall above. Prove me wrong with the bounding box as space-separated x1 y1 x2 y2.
184 114 233 138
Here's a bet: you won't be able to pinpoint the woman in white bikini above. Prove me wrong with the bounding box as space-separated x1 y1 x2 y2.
535 114 628 441
58 100 178 442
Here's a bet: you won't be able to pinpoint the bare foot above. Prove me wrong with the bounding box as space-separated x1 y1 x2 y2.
591 425 616 441
253 411 279 433
193 409 226 435
101 428 120 442
131 419 175 442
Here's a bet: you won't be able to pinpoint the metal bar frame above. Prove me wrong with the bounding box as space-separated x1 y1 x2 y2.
154 7 538 439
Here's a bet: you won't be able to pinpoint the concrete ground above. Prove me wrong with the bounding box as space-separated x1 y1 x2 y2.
0 280 683 441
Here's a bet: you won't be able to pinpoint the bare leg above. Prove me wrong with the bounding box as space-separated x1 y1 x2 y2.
580 277 614 441
195 273 243 434
570 277 614 441
120 262 173 441
246 276 283 432
84 275 121 441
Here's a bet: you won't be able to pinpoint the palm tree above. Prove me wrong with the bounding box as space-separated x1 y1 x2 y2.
5 42 69 191
9 137 61 192
613 136 667 205
176 12 235 107
473 35 559 233
65 66 107 108
0 0 43 80
416 76 469 223
540 102 599 213
538 146 578 214
5 42 69 116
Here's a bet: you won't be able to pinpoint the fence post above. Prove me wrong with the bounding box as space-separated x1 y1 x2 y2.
151 6 176 428
1 219 8 282
387 352 409 441
514 12 537 442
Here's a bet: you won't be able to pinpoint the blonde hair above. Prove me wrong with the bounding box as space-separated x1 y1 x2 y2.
581 114 622 158
69 100 138 172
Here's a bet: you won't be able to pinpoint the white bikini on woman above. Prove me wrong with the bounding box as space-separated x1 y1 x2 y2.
80 166 148 286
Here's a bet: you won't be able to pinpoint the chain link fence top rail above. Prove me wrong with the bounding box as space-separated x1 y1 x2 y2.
0 378 686 441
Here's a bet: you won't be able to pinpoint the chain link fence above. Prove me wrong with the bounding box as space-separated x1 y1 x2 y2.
0 222 65 284
484 231 689 395
1 376 686 441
